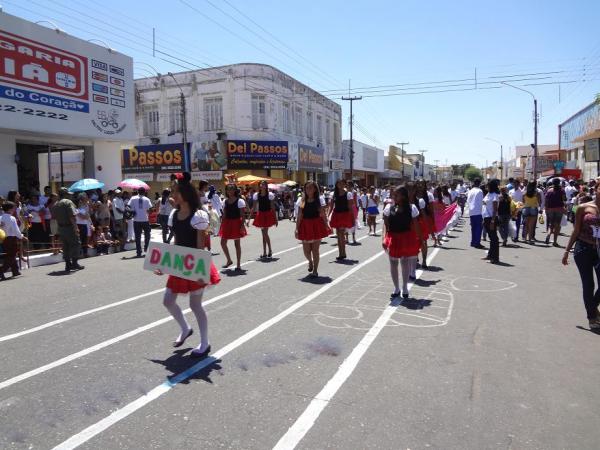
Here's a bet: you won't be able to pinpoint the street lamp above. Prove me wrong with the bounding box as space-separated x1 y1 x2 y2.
167 72 188 154
484 137 503 181
501 82 538 181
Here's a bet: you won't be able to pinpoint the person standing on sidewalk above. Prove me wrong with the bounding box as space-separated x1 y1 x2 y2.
0 201 28 280
482 179 500 263
128 187 153 257
544 178 567 247
467 178 484 249
563 186 600 330
52 188 84 272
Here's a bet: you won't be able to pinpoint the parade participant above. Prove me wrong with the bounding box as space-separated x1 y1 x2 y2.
522 181 541 245
563 182 600 330
382 185 422 299
482 179 500 263
128 188 153 257
156 172 220 357
366 186 380 236
329 179 355 260
219 183 247 270
252 180 278 259
0 201 28 280
52 188 84 272
415 180 433 269
295 181 331 277
467 178 484 248
544 178 566 247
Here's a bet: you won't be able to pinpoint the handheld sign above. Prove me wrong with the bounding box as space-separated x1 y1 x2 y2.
143 242 212 283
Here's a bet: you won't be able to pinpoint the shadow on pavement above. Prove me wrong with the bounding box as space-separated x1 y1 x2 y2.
149 349 223 385
299 275 333 285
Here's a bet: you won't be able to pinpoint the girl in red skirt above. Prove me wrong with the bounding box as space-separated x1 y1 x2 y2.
295 181 331 277
219 184 247 271
252 180 278 259
155 172 221 358
329 179 355 260
382 185 422 299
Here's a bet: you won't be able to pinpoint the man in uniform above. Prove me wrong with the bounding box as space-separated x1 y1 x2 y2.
52 188 84 272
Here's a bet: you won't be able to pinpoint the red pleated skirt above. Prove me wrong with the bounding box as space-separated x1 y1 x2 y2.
218 217 247 239
253 210 276 228
298 217 331 242
384 230 420 258
166 262 221 294
330 210 355 229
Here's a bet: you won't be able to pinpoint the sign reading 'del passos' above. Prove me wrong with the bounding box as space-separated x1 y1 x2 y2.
0 13 134 140
227 140 288 169
143 242 212 283
122 144 190 173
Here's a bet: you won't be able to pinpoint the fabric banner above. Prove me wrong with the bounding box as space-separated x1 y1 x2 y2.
433 203 458 233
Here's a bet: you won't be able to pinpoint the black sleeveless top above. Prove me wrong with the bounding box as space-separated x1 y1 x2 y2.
303 199 320 219
172 211 196 248
334 192 349 212
258 193 271 212
224 199 241 219
388 205 412 233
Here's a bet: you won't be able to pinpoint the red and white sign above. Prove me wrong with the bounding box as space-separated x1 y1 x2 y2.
0 29 88 100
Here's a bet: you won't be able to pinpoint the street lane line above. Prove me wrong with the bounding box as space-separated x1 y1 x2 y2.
0 241 304 344
273 248 440 450
52 251 385 450
0 234 374 392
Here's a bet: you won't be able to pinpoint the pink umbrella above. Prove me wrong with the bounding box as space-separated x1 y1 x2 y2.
119 178 150 191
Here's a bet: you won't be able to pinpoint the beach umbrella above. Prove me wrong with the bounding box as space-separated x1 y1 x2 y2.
119 178 151 191
69 178 105 192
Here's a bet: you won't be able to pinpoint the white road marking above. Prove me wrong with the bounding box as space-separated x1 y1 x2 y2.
273 248 440 450
0 234 375 392
0 242 305 344
51 251 385 450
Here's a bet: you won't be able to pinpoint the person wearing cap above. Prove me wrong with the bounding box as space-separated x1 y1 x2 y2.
51 188 84 272
128 187 153 257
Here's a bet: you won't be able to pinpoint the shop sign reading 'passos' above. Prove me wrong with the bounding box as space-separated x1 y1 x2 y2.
227 140 288 169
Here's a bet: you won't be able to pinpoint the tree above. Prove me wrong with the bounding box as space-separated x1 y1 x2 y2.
464 166 482 182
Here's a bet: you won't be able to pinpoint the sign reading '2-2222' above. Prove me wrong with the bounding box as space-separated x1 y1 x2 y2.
0 12 135 140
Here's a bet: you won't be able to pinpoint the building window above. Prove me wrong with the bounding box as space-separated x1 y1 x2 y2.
282 102 291 133
295 106 303 136
204 97 223 131
252 94 267 129
143 104 160 136
325 118 331 144
307 110 313 140
316 114 323 144
168 101 182 135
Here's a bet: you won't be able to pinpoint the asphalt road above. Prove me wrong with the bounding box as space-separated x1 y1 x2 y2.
0 216 599 450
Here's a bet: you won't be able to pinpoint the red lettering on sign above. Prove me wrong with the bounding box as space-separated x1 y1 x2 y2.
0 30 88 100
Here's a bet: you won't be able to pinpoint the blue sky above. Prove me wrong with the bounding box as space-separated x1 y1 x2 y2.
5 0 600 168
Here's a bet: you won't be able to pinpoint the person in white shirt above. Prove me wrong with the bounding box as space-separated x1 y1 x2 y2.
128 188 153 257
466 178 484 248
1 201 27 280
482 179 500 263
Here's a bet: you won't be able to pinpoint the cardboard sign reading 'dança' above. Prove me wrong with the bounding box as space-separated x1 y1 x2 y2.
143 242 212 282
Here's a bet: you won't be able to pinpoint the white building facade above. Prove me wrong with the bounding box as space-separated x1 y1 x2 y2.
134 63 342 188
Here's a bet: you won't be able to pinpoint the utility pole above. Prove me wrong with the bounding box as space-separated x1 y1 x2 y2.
168 72 187 155
396 141 409 180
418 149 427 178
342 95 362 181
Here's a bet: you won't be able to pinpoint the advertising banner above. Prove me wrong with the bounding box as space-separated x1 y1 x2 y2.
298 144 324 172
0 13 135 139
122 143 190 174
227 140 288 169
143 242 212 283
